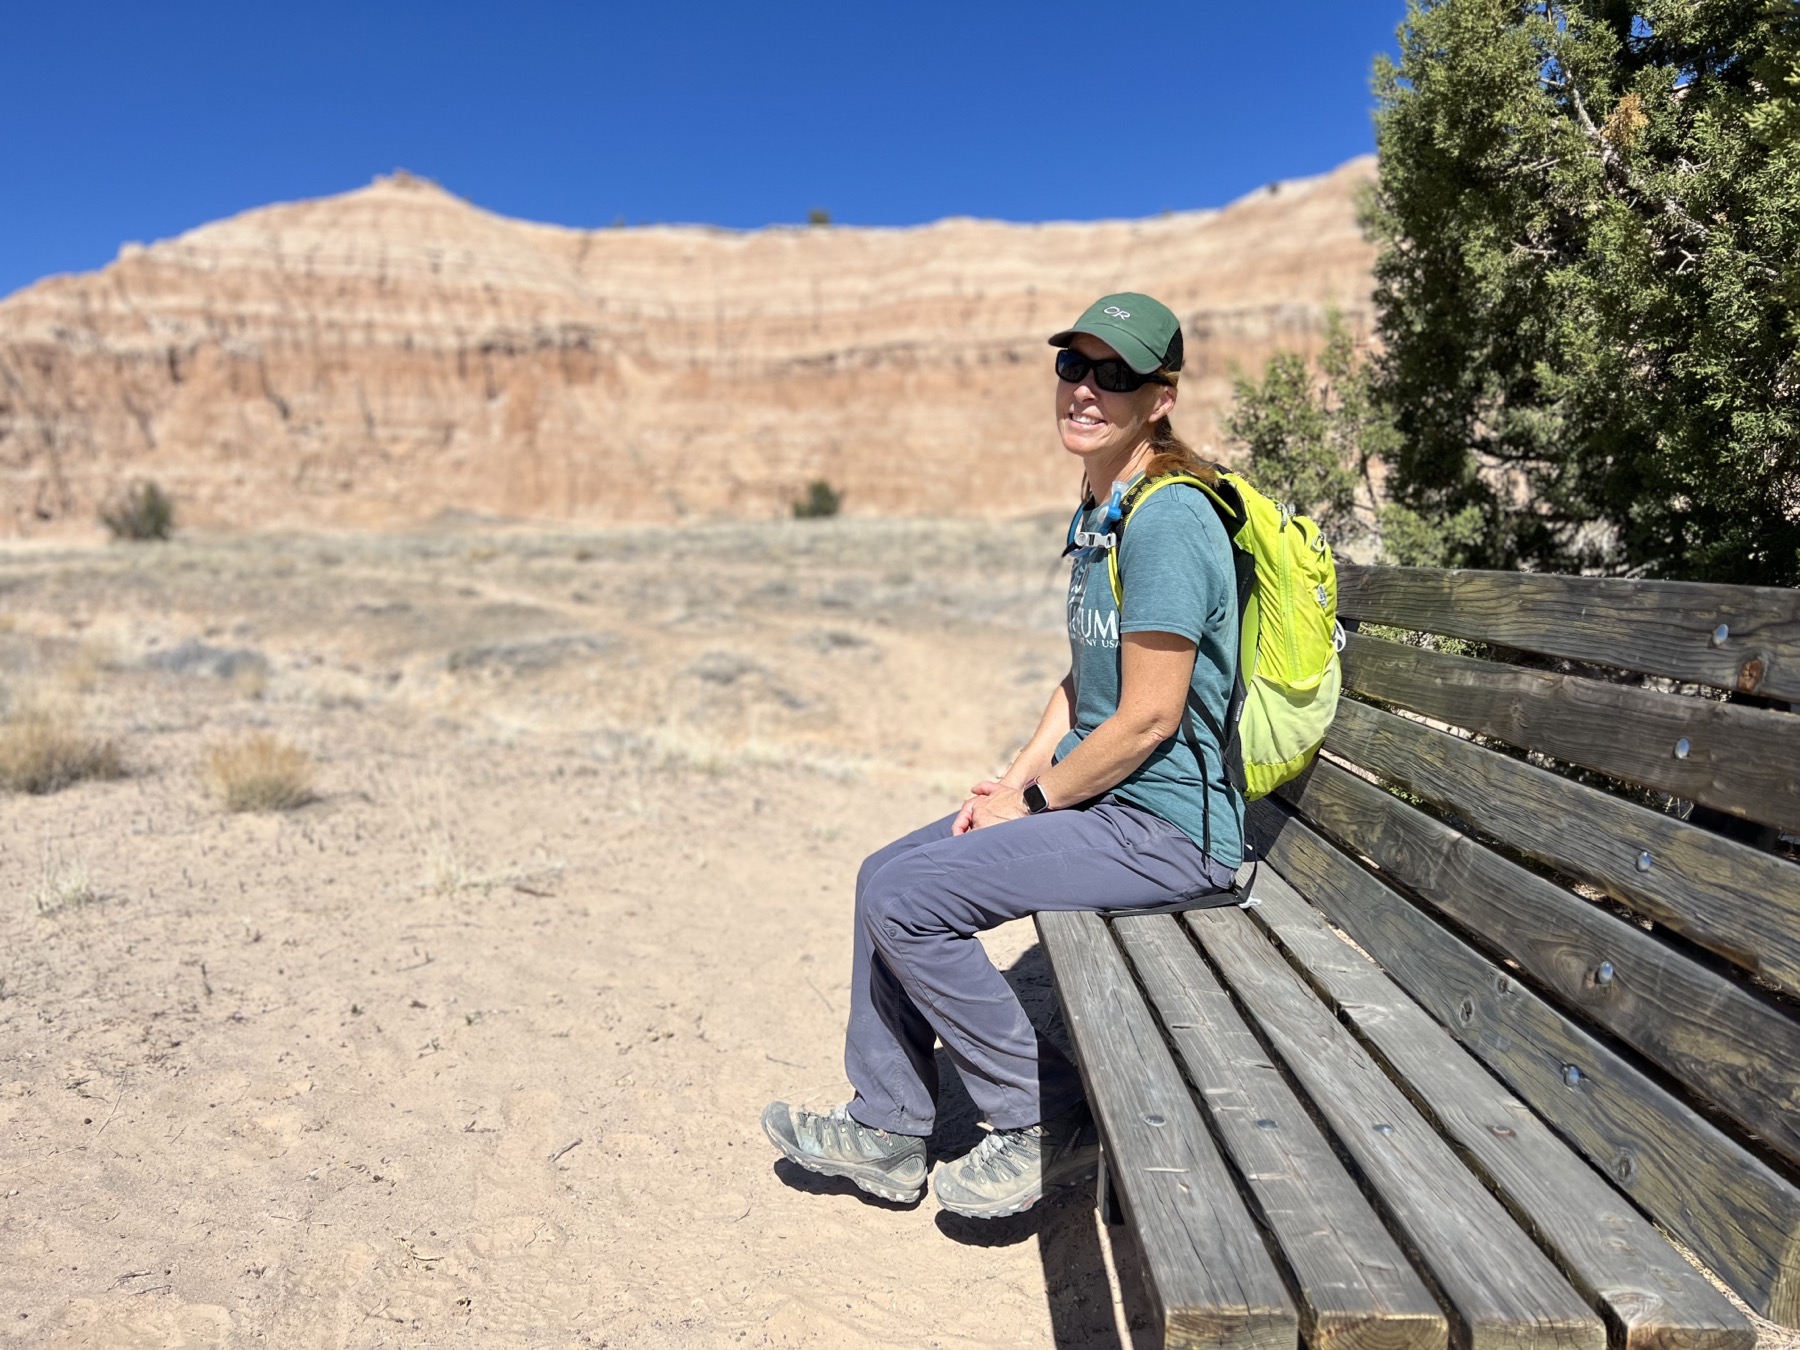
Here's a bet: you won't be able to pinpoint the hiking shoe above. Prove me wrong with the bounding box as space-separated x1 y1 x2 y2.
933 1100 1099 1219
761 1101 928 1203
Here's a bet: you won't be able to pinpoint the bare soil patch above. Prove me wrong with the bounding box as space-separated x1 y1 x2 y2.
0 518 1161 1349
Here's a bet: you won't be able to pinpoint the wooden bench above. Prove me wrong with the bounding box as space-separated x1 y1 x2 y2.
1038 565 1800 1350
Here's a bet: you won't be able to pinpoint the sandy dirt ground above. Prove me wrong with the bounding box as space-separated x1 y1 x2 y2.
0 517 1169 1349
2 519 1794 1350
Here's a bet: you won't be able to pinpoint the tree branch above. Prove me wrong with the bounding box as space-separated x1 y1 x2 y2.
1565 76 1618 173
1558 48 1711 245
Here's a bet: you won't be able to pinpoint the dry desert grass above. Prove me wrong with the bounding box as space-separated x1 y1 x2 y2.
0 702 123 795
206 732 315 813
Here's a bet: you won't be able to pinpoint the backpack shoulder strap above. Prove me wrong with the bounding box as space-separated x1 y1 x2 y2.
1200 468 1248 539
1106 471 1240 606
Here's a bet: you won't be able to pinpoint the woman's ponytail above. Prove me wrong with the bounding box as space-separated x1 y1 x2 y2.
1142 371 1218 485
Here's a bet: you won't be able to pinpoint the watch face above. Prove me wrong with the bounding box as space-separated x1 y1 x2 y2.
1024 782 1048 814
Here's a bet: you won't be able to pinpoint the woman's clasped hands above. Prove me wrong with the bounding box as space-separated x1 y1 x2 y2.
952 778 1032 835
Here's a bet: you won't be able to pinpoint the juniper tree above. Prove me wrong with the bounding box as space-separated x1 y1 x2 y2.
1367 0 1800 584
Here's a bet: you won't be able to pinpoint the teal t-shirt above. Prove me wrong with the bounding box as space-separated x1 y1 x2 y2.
1054 482 1244 867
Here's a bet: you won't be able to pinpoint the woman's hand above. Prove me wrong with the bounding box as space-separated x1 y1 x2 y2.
965 783 1030 832
953 779 1004 835
952 675 1075 836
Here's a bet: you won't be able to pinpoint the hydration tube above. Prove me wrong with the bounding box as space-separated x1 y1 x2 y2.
1064 480 1131 555
1105 479 1126 527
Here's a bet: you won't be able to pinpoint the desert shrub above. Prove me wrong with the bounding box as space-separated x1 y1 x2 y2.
792 480 841 519
35 840 97 914
1225 311 1401 560
208 733 315 812
0 709 124 794
807 207 831 227
100 480 175 542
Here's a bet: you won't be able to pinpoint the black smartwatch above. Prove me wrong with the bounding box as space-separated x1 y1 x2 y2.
1022 781 1051 814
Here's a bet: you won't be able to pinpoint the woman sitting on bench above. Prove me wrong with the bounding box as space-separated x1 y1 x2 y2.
762 292 1245 1218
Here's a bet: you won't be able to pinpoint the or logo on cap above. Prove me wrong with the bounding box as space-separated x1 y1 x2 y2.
1104 306 1132 319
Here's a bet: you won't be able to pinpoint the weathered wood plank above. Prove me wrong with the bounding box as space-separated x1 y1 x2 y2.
1339 632 1800 833
1181 905 1606 1350
1323 697 1800 996
1113 915 1449 1350
1037 909 1297 1350
1235 865 1754 1350
1335 565 1800 702
1245 801 1800 1325
1276 756 1800 1165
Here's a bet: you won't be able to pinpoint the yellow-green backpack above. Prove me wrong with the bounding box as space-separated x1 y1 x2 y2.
1104 468 1343 800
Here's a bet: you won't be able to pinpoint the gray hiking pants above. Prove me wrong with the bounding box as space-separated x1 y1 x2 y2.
845 797 1236 1136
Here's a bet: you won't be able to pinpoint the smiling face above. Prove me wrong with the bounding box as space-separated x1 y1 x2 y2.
1054 334 1177 484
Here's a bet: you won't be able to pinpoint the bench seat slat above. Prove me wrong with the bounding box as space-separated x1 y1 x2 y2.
1335 565 1800 702
1233 866 1754 1350
1182 906 1606 1350
1340 632 1800 834
1037 909 1298 1350
1113 914 1449 1350
1323 697 1800 996
1277 757 1800 1165
1247 802 1800 1326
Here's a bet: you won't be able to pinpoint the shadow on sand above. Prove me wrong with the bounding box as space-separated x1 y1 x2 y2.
765 941 1160 1348
929 944 1159 1349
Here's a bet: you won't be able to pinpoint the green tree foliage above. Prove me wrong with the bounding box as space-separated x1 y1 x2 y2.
1367 0 1800 584
1226 313 1450 560
1749 3 1800 144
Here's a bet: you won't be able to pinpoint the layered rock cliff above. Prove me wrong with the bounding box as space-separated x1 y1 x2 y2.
0 159 1377 534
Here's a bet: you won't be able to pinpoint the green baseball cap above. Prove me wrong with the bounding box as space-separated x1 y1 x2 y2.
1048 292 1184 375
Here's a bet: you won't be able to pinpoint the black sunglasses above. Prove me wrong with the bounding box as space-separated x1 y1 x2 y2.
1055 349 1171 393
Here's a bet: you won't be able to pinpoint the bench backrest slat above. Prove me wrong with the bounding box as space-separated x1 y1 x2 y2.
1323 697 1800 997
1276 756 1800 1166
1336 564 1800 700
1246 800 1800 1326
1341 631 1800 832
1226 867 1752 1350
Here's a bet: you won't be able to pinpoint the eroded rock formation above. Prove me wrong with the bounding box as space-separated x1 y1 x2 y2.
0 159 1376 534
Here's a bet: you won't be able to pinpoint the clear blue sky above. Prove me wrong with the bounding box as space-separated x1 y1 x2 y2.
1 1 1405 300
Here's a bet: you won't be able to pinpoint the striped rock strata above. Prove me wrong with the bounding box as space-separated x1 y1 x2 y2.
0 157 1376 534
